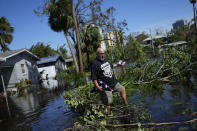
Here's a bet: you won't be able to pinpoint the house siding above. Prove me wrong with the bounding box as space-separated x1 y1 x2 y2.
7 67 17 88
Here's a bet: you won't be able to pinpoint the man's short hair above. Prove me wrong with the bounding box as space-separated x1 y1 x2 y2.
96 48 104 54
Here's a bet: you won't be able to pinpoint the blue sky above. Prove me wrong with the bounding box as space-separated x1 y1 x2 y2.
0 0 194 51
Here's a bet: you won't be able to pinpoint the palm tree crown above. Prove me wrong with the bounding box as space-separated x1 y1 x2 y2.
190 0 196 4
47 0 74 32
0 17 14 52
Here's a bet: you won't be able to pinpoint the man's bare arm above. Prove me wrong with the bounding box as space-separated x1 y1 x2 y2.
113 64 119 68
113 61 126 68
93 80 103 91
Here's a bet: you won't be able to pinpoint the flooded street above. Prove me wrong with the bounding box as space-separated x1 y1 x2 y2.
0 89 75 131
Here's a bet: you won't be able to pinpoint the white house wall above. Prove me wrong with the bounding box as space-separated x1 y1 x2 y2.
38 66 56 79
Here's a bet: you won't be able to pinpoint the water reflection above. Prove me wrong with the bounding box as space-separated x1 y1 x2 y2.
0 89 74 131
41 79 66 90
42 79 58 89
10 93 40 115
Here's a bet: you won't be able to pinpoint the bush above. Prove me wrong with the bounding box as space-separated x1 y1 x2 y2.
15 79 32 96
57 70 87 88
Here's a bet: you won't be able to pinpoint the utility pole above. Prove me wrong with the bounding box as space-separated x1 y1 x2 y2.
149 29 155 57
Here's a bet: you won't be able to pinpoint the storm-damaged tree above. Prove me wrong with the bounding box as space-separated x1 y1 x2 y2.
35 0 80 72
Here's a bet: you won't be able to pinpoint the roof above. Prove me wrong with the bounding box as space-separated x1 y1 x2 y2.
37 55 65 65
160 41 187 48
143 35 167 42
0 49 39 61
65 58 73 63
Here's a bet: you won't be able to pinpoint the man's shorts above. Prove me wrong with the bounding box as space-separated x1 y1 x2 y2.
100 82 124 105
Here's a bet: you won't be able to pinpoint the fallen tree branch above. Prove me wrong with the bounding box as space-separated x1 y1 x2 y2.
138 62 151 82
153 63 164 78
134 62 197 85
105 118 197 127
64 118 197 130
108 114 131 119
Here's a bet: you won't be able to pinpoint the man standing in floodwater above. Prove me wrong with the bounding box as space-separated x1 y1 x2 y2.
91 48 128 115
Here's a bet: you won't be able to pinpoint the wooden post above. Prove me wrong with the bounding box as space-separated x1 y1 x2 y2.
1 73 6 97
1 72 11 117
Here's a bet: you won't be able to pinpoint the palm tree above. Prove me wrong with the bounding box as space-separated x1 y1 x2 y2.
0 17 14 52
189 0 197 33
47 0 79 72
81 25 101 68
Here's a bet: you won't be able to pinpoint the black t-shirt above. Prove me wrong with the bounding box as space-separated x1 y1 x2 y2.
91 58 117 88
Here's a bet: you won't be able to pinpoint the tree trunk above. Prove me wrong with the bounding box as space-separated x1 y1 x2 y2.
193 3 197 36
149 30 155 57
64 31 79 72
87 51 90 69
71 0 83 73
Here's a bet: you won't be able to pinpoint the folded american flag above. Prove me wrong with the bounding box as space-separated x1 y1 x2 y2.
91 80 113 93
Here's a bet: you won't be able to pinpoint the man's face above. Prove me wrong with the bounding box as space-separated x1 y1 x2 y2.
97 50 105 61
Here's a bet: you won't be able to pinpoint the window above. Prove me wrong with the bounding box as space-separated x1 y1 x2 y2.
21 64 25 73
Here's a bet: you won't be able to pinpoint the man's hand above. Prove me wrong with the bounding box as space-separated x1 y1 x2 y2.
94 80 103 91
121 61 126 66
97 86 103 91
113 61 126 68
118 60 126 66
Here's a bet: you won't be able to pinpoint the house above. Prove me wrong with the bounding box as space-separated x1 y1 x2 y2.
37 55 66 79
143 35 167 45
0 49 39 92
37 55 68 89
159 41 187 52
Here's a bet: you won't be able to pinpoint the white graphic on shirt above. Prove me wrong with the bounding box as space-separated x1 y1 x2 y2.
101 62 113 78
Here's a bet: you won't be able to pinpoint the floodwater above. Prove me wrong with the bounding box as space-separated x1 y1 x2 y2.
0 88 75 131
1 78 197 131
128 80 197 130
